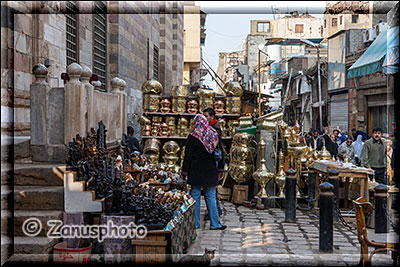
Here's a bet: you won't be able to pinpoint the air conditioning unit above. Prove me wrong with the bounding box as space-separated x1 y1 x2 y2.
362 28 375 43
375 22 388 37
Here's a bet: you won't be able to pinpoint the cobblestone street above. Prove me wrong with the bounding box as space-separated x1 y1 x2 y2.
187 199 396 266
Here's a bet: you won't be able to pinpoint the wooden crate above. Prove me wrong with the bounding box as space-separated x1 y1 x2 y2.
132 230 171 264
218 185 231 201
231 185 248 205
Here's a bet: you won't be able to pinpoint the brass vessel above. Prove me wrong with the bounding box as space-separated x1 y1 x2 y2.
142 125 151 136
162 140 181 173
252 140 274 198
142 80 162 112
318 141 331 160
146 153 160 165
144 138 161 154
171 85 188 113
228 132 256 184
214 99 225 114
228 161 255 184
230 145 256 165
218 118 226 137
274 150 286 198
257 110 284 131
165 116 176 136
186 99 199 114
162 141 180 155
232 132 256 147
160 98 172 113
151 126 159 136
228 120 239 136
159 122 170 137
177 117 189 137
224 81 243 114
197 88 215 112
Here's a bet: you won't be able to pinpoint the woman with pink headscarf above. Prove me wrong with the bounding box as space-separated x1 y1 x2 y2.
181 114 226 230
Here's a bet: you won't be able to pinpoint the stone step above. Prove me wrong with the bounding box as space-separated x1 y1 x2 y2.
1 235 12 265
14 236 60 255
13 210 63 237
14 186 64 210
14 163 65 186
1 185 12 211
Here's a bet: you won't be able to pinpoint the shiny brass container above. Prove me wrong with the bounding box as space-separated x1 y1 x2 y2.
177 117 189 137
228 132 256 184
171 85 189 113
141 79 163 94
152 116 162 123
165 116 176 136
144 138 161 154
287 142 308 198
230 146 256 165
187 99 199 114
228 161 255 184
252 140 274 198
145 153 160 165
274 150 286 198
224 81 244 97
197 88 215 112
232 132 256 147
218 118 226 137
226 96 241 114
160 98 172 113
143 94 161 112
318 142 331 160
142 125 151 136
151 126 159 136
139 115 151 126
214 99 225 114
159 122 170 137
228 120 240 136
162 141 180 155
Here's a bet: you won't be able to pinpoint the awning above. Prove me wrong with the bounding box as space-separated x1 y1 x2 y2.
383 26 399 74
347 29 388 79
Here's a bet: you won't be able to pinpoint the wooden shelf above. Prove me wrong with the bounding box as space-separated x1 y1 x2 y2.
142 136 232 140
144 112 241 117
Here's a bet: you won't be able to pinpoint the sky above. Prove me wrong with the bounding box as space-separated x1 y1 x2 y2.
194 1 326 88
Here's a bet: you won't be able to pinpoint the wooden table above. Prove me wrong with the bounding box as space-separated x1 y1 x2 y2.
309 161 375 208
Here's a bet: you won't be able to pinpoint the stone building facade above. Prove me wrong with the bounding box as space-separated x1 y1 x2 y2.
1 1 184 141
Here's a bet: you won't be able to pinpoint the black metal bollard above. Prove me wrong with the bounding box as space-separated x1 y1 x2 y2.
319 182 334 253
374 184 389 234
285 169 297 223
328 169 339 222
308 170 316 211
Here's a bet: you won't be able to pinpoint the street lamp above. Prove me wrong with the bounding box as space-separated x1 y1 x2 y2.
300 39 322 130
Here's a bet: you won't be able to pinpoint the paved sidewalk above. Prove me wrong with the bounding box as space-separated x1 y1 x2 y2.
187 199 396 266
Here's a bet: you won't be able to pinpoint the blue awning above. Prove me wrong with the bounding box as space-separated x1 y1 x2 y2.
383 26 399 74
348 29 388 79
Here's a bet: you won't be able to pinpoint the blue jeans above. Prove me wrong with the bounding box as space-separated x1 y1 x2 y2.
190 186 222 229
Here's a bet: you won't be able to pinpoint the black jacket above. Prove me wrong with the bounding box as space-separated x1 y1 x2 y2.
306 136 320 149
126 135 143 154
182 135 224 187
317 134 338 157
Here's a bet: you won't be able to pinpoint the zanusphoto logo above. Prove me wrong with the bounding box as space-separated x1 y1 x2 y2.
22 217 147 242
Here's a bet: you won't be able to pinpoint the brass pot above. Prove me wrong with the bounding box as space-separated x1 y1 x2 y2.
228 161 254 184
162 154 180 165
139 115 151 126
232 132 256 147
162 140 180 155
318 143 331 160
197 88 214 112
152 116 162 123
171 85 189 98
177 117 189 137
151 126 159 136
144 138 161 154
230 146 255 164
159 122 169 137
226 96 241 114
142 125 152 136
186 99 199 114
160 98 171 113
274 150 286 198
141 79 163 94
172 97 187 113
143 94 161 112
252 140 274 198
165 116 176 136
214 99 225 114
224 81 243 97
145 153 160 165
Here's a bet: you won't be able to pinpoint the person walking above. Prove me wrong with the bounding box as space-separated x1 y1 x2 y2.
203 107 224 219
181 114 226 230
306 129 320 149
317 134 339 158
338 136 356 164
361 127 388 184
333 128 347 146
353 135 364 165
351 128 369 141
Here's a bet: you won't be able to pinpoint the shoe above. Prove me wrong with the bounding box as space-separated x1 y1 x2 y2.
210 225 227 230
204 214 210 221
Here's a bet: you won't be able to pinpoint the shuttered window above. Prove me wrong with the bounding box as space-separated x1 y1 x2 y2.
330 94 349 131
153 45 159 80
66 1 78 66
93 1 107 91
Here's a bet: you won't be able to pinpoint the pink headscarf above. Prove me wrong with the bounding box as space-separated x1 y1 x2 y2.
190 114 219 154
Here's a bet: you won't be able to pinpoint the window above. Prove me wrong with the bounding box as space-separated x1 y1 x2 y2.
340 16 343 25
153 45 159 80
368 105 395 135
257 22 270 32
66 1 78 66
332 18 337 27
295 24 304 33
93 1 107 91
352 14 359 23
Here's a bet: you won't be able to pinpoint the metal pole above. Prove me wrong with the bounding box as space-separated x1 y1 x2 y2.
319 181 334 253
285 169 297 222
258 49 262 117
308 169 316 211
328 169 339 222
374 184 389 234
317 46 323 130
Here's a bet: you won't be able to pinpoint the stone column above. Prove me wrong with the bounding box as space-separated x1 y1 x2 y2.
64 63 87 145
80 66 96 132
30 64 66 162
120 79 128 136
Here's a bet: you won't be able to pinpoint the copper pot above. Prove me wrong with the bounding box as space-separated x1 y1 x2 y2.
197 88 214 112
162 141 180 155
159 122 170 137
223 81 243 97
144 138 161 154
214 99 225 114
142 125 152 136
186 99 199 114
165 116 176 136
226 96 241 114
143 94 161 112
160 98 171 113
171 85 189 113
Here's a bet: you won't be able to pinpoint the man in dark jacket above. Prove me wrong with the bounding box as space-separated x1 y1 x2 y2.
352 128 369 141
306 129 321 149
203 108 224 219
125 126 143 154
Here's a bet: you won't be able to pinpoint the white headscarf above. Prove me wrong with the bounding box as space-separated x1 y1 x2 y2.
353 135 364 159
